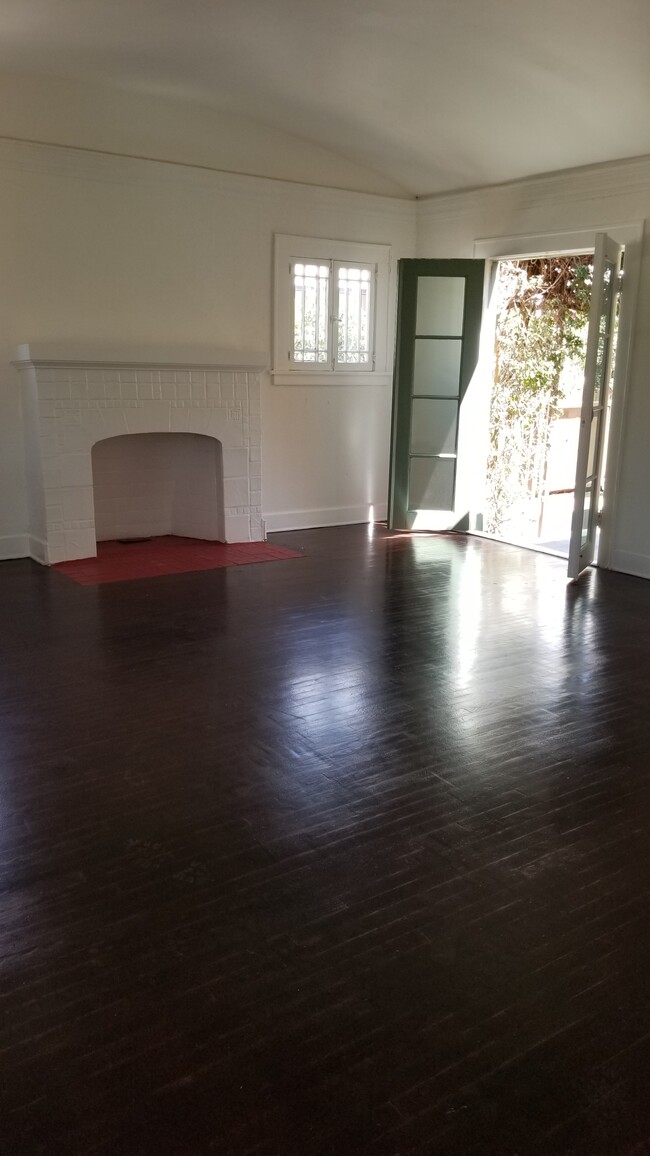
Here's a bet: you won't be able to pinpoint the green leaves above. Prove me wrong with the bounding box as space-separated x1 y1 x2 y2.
486 256 593 535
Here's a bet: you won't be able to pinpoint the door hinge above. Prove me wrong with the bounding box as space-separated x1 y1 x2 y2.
596 510 603 527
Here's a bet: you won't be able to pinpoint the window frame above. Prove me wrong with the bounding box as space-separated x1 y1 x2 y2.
332 261 375 371
273 234 392 385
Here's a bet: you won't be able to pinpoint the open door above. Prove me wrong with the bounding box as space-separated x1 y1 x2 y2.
388 260 485 531
567 234 623 580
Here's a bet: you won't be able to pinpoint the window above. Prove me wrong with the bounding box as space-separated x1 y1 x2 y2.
273 235 391 385
292 260 373 369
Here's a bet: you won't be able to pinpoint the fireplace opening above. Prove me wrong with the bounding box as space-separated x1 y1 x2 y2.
91 432 225 545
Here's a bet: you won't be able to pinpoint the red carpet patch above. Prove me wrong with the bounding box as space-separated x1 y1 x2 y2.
53 535 303 585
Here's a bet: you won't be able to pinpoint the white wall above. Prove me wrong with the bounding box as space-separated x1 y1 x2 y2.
417 159 650 578
0 138 415 557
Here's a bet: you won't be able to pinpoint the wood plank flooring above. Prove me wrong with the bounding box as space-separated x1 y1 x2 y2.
1 525 650 1155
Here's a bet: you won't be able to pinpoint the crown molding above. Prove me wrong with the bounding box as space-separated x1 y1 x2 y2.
0 136 415 221
416 155 650 221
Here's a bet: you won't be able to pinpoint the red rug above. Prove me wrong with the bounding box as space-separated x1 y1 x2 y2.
53 536 303 585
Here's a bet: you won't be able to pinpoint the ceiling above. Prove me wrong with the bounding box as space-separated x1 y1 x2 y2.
1 0 649 196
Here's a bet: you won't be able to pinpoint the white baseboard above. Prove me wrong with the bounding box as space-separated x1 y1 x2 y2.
264 503 387 534
0 534 30 561
608 549 650 580
28 536 48 565
0 534 50 564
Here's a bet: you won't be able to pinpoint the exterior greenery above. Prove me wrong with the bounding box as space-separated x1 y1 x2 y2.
486 256 593 537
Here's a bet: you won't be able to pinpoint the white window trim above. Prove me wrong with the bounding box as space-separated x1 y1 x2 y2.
273 234 391 385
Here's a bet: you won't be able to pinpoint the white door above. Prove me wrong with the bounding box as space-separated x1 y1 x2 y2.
567 233 622 580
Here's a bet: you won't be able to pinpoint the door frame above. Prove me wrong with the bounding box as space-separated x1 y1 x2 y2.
387 258 486 532
473 222 644 571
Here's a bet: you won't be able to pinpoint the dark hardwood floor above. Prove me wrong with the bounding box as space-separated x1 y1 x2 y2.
2 525 650 1156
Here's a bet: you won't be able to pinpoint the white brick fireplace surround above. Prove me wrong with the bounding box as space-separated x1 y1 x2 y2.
14 344 266 564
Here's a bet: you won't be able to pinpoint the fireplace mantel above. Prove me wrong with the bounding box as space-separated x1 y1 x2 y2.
14 343 267 372
15 345 265 564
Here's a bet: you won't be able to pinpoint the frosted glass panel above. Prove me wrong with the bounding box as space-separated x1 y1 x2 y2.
416 277 465 336
409 457 455 511
410 399 458 455
413 339 462 397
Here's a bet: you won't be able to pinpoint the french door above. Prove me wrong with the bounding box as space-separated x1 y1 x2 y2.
388 260 485 532
567 233 623 579
389 247 623 582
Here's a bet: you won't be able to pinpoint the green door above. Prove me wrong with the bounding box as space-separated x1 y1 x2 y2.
388 259 485 531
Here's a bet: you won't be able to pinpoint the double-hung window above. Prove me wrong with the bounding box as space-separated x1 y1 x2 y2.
273 235 391 385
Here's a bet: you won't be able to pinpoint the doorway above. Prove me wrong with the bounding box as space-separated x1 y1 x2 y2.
482 253 596 559
388 230 636 580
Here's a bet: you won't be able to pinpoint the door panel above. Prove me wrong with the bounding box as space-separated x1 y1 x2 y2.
388 259 485 531
567 234 622 579
415 276 466 334
413 339 462 395
409 457 456 510
409 398 458 455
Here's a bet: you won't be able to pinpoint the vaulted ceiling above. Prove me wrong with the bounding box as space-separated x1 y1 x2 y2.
1 0 649 196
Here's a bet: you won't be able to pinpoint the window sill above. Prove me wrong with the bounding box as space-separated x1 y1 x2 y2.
272 371 392 387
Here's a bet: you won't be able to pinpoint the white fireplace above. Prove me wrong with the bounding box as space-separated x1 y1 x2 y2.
14 344 266 564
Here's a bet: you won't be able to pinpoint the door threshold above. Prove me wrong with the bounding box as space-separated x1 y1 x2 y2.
468 530 570 561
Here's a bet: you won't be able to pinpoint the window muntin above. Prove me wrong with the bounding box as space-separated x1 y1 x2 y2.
335 264 373 368
292 263 330 364
290 259 375 371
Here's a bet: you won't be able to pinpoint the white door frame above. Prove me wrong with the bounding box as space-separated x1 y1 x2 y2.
473 222 644 570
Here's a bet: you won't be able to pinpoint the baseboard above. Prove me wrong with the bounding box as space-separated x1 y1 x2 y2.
0 534 50 564
608 549 650 580
28 536 48 565
0 533 30 561
264 503 387 534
